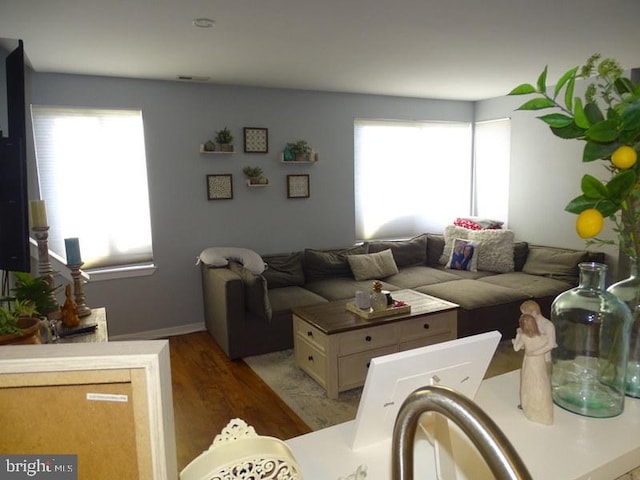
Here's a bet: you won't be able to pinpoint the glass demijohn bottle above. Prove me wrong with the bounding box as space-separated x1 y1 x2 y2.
550 262 632 417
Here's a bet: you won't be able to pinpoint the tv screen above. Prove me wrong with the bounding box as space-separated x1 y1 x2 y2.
0 39 29 273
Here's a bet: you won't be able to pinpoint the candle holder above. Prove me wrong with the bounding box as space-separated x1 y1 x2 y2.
68 263 91 317
32 226 59 314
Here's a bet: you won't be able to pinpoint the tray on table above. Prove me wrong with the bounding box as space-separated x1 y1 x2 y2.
346 302 411 319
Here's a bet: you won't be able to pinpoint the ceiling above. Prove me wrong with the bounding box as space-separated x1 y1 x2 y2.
2 0 640 101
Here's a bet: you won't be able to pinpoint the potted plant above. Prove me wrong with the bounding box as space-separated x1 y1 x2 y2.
242 166 267 185
286 140 313 162
203 140 216 152
0 299 42 345
12 272 59 318
216 127 234 152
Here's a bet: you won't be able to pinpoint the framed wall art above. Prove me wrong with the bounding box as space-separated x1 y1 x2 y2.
207 174 233 200
287 174 310 199
243 127 269 153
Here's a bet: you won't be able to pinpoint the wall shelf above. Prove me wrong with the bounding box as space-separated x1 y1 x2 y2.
246 180 269 187
200 144 234 155
279 152 319 163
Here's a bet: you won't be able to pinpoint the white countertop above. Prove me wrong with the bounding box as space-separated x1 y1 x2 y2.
286 370 640 480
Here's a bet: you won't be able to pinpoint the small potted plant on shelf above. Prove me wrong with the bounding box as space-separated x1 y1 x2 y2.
242 166 268 185
285 140 314 162
202 140 216 152
216 127 234 152
12 272 60 318
0 298 42 345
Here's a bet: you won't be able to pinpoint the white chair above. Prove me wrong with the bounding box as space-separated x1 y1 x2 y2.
180 418 303 480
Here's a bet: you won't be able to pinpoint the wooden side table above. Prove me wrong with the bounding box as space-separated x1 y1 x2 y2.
57 307 108 343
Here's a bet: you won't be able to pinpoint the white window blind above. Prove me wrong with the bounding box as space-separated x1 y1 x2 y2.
31 106 153 270
354 119 472 240
473 118 511 223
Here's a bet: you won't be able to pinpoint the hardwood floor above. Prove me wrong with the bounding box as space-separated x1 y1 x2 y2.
168 331 311 471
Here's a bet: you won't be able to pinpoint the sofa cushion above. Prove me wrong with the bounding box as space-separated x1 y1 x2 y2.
268 286 328 312
347 249 399 281
445 238 478 272
416 279 529 310
522 246 587 283
304 277 399 302
426 234 445 266
262 251 305 288
366 234 427 268
479 272 573 298
303 245 368 282
440 225 515 273
228 262 272 321
383 265 463 289
514 241 529 271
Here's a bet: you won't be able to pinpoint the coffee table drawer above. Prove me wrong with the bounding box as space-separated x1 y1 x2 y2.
398 311 456 342
338 345 397 391
295 338 327 388
294 315 328 352
338 324 396 355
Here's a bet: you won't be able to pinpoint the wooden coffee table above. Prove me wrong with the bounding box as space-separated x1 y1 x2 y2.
292 289 458 399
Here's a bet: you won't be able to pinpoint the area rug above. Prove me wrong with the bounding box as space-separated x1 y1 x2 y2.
243 340 523 431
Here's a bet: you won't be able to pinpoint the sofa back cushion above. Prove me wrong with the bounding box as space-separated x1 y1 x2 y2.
262 251 305 288
522 246 589 283
303 244 368 282
366 233 427 268
347 249 399 281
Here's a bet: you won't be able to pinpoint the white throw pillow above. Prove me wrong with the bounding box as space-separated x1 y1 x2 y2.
198 247 266 274
440 225 515 273
347 249 399 281
445 238 478 272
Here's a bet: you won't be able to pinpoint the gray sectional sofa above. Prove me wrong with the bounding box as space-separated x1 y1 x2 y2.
199 233 603 359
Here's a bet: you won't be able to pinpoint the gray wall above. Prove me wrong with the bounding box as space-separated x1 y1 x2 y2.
29 73 474 337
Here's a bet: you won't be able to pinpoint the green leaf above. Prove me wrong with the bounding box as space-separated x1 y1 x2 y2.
573 97 590 129
620 100 640 133
508 83 536 95
585 119 620 142
516 98 556 111
614 77 635 95
553 66 578 100
583 141 618 162
581 174 608 199
564 76 575 111
607 170 637 201
537 66 548 94
537 113 574 128
565 195 596 214
551 123 586 139
584 102 605 124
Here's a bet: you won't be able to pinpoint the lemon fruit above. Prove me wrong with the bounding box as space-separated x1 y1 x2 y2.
611 145 637 169
576 208 604 239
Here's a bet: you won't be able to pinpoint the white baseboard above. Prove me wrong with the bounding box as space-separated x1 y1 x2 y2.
109 322 206 341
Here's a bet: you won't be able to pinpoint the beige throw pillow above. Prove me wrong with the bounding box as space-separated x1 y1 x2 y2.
348 249 399 281
440 225 515 273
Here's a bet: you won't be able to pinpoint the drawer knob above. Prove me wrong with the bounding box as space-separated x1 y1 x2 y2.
365 335 372 342
423 323 430 329
307 355 313 362
307 331 313 337
366 362 371 368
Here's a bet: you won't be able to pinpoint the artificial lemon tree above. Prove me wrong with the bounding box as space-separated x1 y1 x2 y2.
509 54 640 259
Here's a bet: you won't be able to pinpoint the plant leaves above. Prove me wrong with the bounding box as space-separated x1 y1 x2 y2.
508 83 536 95
583 141 618 162
581 174 608 199
607 170 637 201
621 100 640 133
584 102 605 124
553 66 578 100
537 66 548 94
564 76 575 111
537 113 574 128
551 123 586 139
614 77 635 95
516 98 556 111
573 97 590 129
585 119 620 142
565 195 596 214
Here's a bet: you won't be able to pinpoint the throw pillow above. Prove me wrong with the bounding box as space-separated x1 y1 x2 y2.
439 225 474 265
445 238 478 272
228 262 272 322
347 249 400 281
470 228 515 273
522 246 587 283
366 234 427 268
262 251 305 288
303 244 369 282
198 247 266 274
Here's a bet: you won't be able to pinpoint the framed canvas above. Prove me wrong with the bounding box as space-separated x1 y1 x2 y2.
287 174 310 199
207 174 233 200
243 127 269 153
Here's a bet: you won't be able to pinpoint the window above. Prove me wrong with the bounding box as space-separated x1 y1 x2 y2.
31 106 153 273
354 119 472 240
473 118 511 223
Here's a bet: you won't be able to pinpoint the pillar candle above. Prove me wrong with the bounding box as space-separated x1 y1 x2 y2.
64 238 82 265
30 200 48 228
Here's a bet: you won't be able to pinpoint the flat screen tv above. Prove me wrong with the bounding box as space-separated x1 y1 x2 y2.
0 39 30 273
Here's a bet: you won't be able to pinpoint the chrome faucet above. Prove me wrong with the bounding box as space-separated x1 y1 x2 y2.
392 385 532 480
